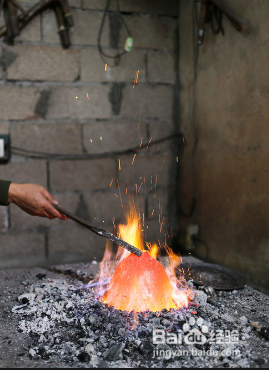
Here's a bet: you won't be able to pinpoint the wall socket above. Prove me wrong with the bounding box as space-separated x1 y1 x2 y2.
185 223 199 250
0 135 11 164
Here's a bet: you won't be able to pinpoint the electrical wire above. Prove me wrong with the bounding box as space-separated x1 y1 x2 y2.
97 0 132 60
11 133 184 161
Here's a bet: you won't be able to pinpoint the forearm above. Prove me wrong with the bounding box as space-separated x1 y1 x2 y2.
0 180 12 206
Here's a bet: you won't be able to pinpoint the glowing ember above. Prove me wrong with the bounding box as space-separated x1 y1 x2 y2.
102 251 187 312
90 205 190 313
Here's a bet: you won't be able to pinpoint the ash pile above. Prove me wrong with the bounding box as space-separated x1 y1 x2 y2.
12 270 269 368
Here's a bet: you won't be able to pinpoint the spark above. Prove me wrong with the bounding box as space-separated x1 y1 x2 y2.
132 154 136 165
160 220 164 233
100 137 102 140
126 188 128 194
114 193 118 197
118 159 121 170
87 93 89 99
90 139 93 143
143 175 146 185
147 187 152 194
117 179 123 207
147 137 152 149
75 96 78 99
176 156 178 162
151 210 154 215
110 178 114 186
133 70 139 88
105 63 107 71
155 146 160 154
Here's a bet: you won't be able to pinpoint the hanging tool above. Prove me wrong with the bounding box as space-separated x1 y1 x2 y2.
197 0 247 46
0 0 74 48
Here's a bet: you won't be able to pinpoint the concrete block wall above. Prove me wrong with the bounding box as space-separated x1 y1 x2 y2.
0 0 180 268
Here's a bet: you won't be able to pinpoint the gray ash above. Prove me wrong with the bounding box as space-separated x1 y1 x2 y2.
11 274 269 368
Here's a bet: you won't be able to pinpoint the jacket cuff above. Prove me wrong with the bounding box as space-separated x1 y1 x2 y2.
0 180 12 206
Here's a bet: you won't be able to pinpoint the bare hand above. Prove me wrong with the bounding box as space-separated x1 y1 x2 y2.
8 183 68 220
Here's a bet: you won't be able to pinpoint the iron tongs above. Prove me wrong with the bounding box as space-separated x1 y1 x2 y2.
53 204 142 257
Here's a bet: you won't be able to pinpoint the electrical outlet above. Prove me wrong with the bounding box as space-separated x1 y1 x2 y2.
185 223 199 250
0 134 11 164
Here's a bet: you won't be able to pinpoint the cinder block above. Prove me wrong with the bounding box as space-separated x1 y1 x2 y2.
119 15 176 50
81 48 145 83
18 0 45 4
9 203 51 231
0 123 8 134
147 51 176 83
71 9 109 46
147 189 169 220
118 154 172 190
11 122 82 154
0 232 46 269
49 158 116 192
82 0 178 16
80 191 125 224
0 160 47 187
69 0 81 7
0 43 2 80
147 120 176 154
42 9 61 45
7 45 79 82
43 9 109 46
119 85 173 120
48 227 107 263
46 86 111 119
16 15 41 42
19 0 80 8
0 207 8 232
118 0 178 16
83 120 147 154
82 0 109 10
0 86 39 120
9 192 81 231
79 190 145 226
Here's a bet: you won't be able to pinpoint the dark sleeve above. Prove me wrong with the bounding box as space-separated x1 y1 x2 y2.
0 180 12 206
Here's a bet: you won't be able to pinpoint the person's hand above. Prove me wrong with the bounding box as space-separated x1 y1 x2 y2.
8 183 68 220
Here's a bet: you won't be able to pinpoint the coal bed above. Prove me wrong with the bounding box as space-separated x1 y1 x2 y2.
0 259 269 368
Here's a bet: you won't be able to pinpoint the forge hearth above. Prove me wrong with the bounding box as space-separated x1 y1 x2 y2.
0 258 269 368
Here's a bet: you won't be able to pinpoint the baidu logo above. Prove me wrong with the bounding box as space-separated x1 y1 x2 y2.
152 317 208 345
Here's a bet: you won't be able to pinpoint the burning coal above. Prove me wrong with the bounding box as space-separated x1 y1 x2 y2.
88 206 190 313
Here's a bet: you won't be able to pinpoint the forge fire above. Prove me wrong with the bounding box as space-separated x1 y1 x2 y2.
89 207 190 313
10 207 269 367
